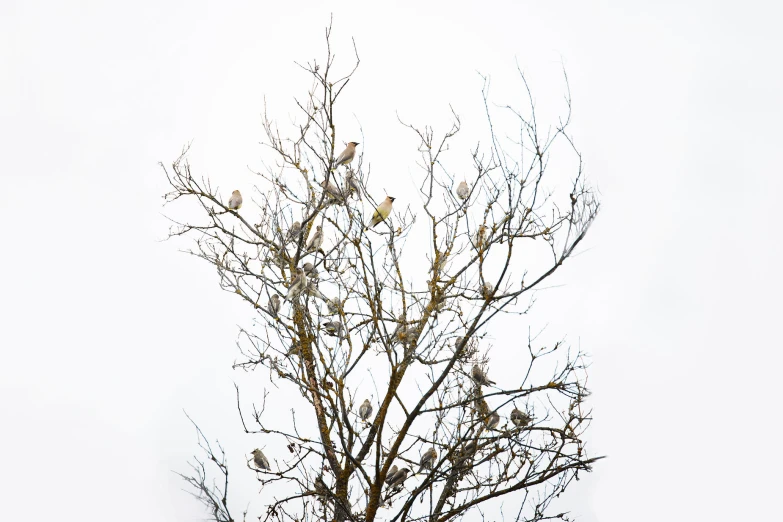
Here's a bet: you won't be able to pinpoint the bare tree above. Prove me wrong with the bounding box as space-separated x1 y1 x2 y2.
163 23 601 522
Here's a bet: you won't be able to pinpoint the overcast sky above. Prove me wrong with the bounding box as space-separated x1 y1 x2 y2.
2 1 782 521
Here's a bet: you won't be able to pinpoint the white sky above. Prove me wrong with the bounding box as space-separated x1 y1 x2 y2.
2 1 782 521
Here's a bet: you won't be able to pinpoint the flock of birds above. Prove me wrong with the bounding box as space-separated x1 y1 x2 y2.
223 142 529 498
249 362 534 497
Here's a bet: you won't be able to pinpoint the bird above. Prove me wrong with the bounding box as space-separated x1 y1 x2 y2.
322 321 343 338
267 294 281 317
270 248 289 270
286 221 302 244
358 399 373 422
481 283 494 301
389 317 407 345
286 343 302 357
344 170 362 200
463 440 478 456
475 224 488 249
306 225 324 252
471 364 495 386
386 467 411 491
456 181 469 200
485 411 500 430
305 280 328 302
332 141 359 168
250 449 270 470
368 196 396 229
302 262 318 277
285 267 307 301
510 408 533 428
418 447 437 474
391 324 420 347
454 440 478 470
326 298 341 315
474 396 490 418
228 190 243 211
384 465 399 485
314 475 329 500
320 179 344 204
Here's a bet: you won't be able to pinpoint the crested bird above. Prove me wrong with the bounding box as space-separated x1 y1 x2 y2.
306 225 324 252
456 181 469 200
481 282 494 301
344 170 362 200
471 364 495 386
268 294 281 317
474 396 490 418
251 449 270 470
302 262 318 277
286 221 302 244
510 408 533 428
326 298 341 315
358 399 373 422
384 465 399 485
228 190 243 211
386 467 411 491
285 267 307 301
322 321 343 338
320 179 344 204
333 141 359 168
418 447 437 474
286 343 302 357
314 475 329 500
475 224 488 249
485 411 500 430
305 280 328 302
455 440 478 469
368 196 395 229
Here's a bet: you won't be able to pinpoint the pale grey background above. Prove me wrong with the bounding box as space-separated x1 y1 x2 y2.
2 1 781 520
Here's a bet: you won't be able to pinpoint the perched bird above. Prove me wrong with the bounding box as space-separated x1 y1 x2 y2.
286 221 302 244
454 440 478 469
481 283 494 301
475 224 488 249
394 325 420 346
389 317 411 346
384 465 399 485
474 396 490 418
510 408 533 428
322 321 343 338
368 196 396 229
418 447 437 474
306 225 324 252
344 170 362 200
314 475 329 500
326 298 341 315
228 190 243 211
463 440 478 456
386 467 411 490
333 141 359 168
267 294 281 317
471 364 495 386
456 181 469 200
251 449 270 470
305 280 328 302
286 343 302 357
270 248 289 270
358 399 373 422
485 411 500 430
302 262 318 277
285 267 307 301
320 179 344 204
